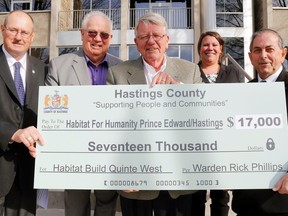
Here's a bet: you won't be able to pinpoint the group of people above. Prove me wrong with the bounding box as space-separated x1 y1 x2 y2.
0 8 288 216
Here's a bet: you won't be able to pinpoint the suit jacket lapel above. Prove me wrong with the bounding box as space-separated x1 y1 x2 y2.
71 50 91 85
166 57 181 81
0 47 21 104
276 69 288 82
25 56 39 106
127 57 146 84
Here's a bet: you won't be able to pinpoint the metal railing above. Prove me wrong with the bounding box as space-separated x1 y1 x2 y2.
129 8 193 29
58 9 121 31
224 53 252 81
58 8 192 31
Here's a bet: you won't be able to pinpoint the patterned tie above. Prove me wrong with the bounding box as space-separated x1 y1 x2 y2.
14 62 25 106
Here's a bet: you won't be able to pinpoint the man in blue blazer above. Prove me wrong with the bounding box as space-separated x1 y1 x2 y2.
107 12 202 216
46 11 122 216
0 10 46 216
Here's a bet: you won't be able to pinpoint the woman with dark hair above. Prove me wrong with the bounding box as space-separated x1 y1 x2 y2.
197 31 243 83
191 31 243 216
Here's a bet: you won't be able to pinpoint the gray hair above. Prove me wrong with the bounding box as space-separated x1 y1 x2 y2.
250 28 284 51
81 11 113 33
134 12 168 37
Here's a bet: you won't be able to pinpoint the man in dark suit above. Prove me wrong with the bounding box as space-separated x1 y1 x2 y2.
0 10 46 216
107 12 202 216
45 11 122 216
232 29 288 216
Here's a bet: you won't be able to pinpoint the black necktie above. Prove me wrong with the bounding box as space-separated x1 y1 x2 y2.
14 62 25 106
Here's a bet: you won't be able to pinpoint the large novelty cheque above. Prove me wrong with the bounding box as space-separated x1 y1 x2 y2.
34 83 288 190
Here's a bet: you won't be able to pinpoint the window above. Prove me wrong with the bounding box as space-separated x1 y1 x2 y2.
224 37 244 68
58 46 120 58
0 0 51 12
216 0 243 27
10 0 32 11
128 45 140 60
108 46 120 58
128 44 193 62
0 1 10 11
58 47 80 56
34 0 51 11
167 45 193 62
180 45 193 62
130 0 192 29
81 0 121 29
30 48 50 64
273 0 288 7
82 0 120 10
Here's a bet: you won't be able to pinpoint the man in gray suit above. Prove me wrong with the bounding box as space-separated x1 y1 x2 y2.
0 10 46 216
107 12 202 216
45 11 122 216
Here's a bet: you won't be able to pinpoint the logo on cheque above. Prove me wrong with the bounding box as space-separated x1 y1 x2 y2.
43 91 69 113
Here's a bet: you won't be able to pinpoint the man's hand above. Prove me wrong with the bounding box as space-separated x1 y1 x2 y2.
151 71 180 87
273 173 288 194
11 126 44 158
122 190 139 193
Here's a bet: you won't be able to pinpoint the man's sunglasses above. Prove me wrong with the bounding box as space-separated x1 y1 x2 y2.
85 30 110 40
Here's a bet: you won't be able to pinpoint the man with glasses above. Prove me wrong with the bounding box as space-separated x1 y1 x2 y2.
46 10 122 216
107 12 202 216
0 10 46 216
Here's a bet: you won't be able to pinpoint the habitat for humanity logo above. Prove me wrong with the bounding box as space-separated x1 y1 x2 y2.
44 91 68 113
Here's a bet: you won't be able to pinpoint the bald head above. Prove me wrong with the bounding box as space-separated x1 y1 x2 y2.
1 10 35 60
5 10 34 27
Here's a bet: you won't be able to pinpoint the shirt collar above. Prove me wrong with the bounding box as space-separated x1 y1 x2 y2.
2 45 27 68
84 52 108 66
257 66 283 82
142 56 167 85
142 56 167 73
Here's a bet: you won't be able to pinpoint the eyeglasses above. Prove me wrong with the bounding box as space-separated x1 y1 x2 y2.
137 34 166 42
4 26 32 38
85 30 110 40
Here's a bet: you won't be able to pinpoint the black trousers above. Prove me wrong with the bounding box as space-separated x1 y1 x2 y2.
237 213 288 216
1 178 37 216
120 191 193 216
188 190 230 216
64 189 118 216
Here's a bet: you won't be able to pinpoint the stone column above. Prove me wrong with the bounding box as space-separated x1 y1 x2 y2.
49 0 61 60
120 0 129 60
